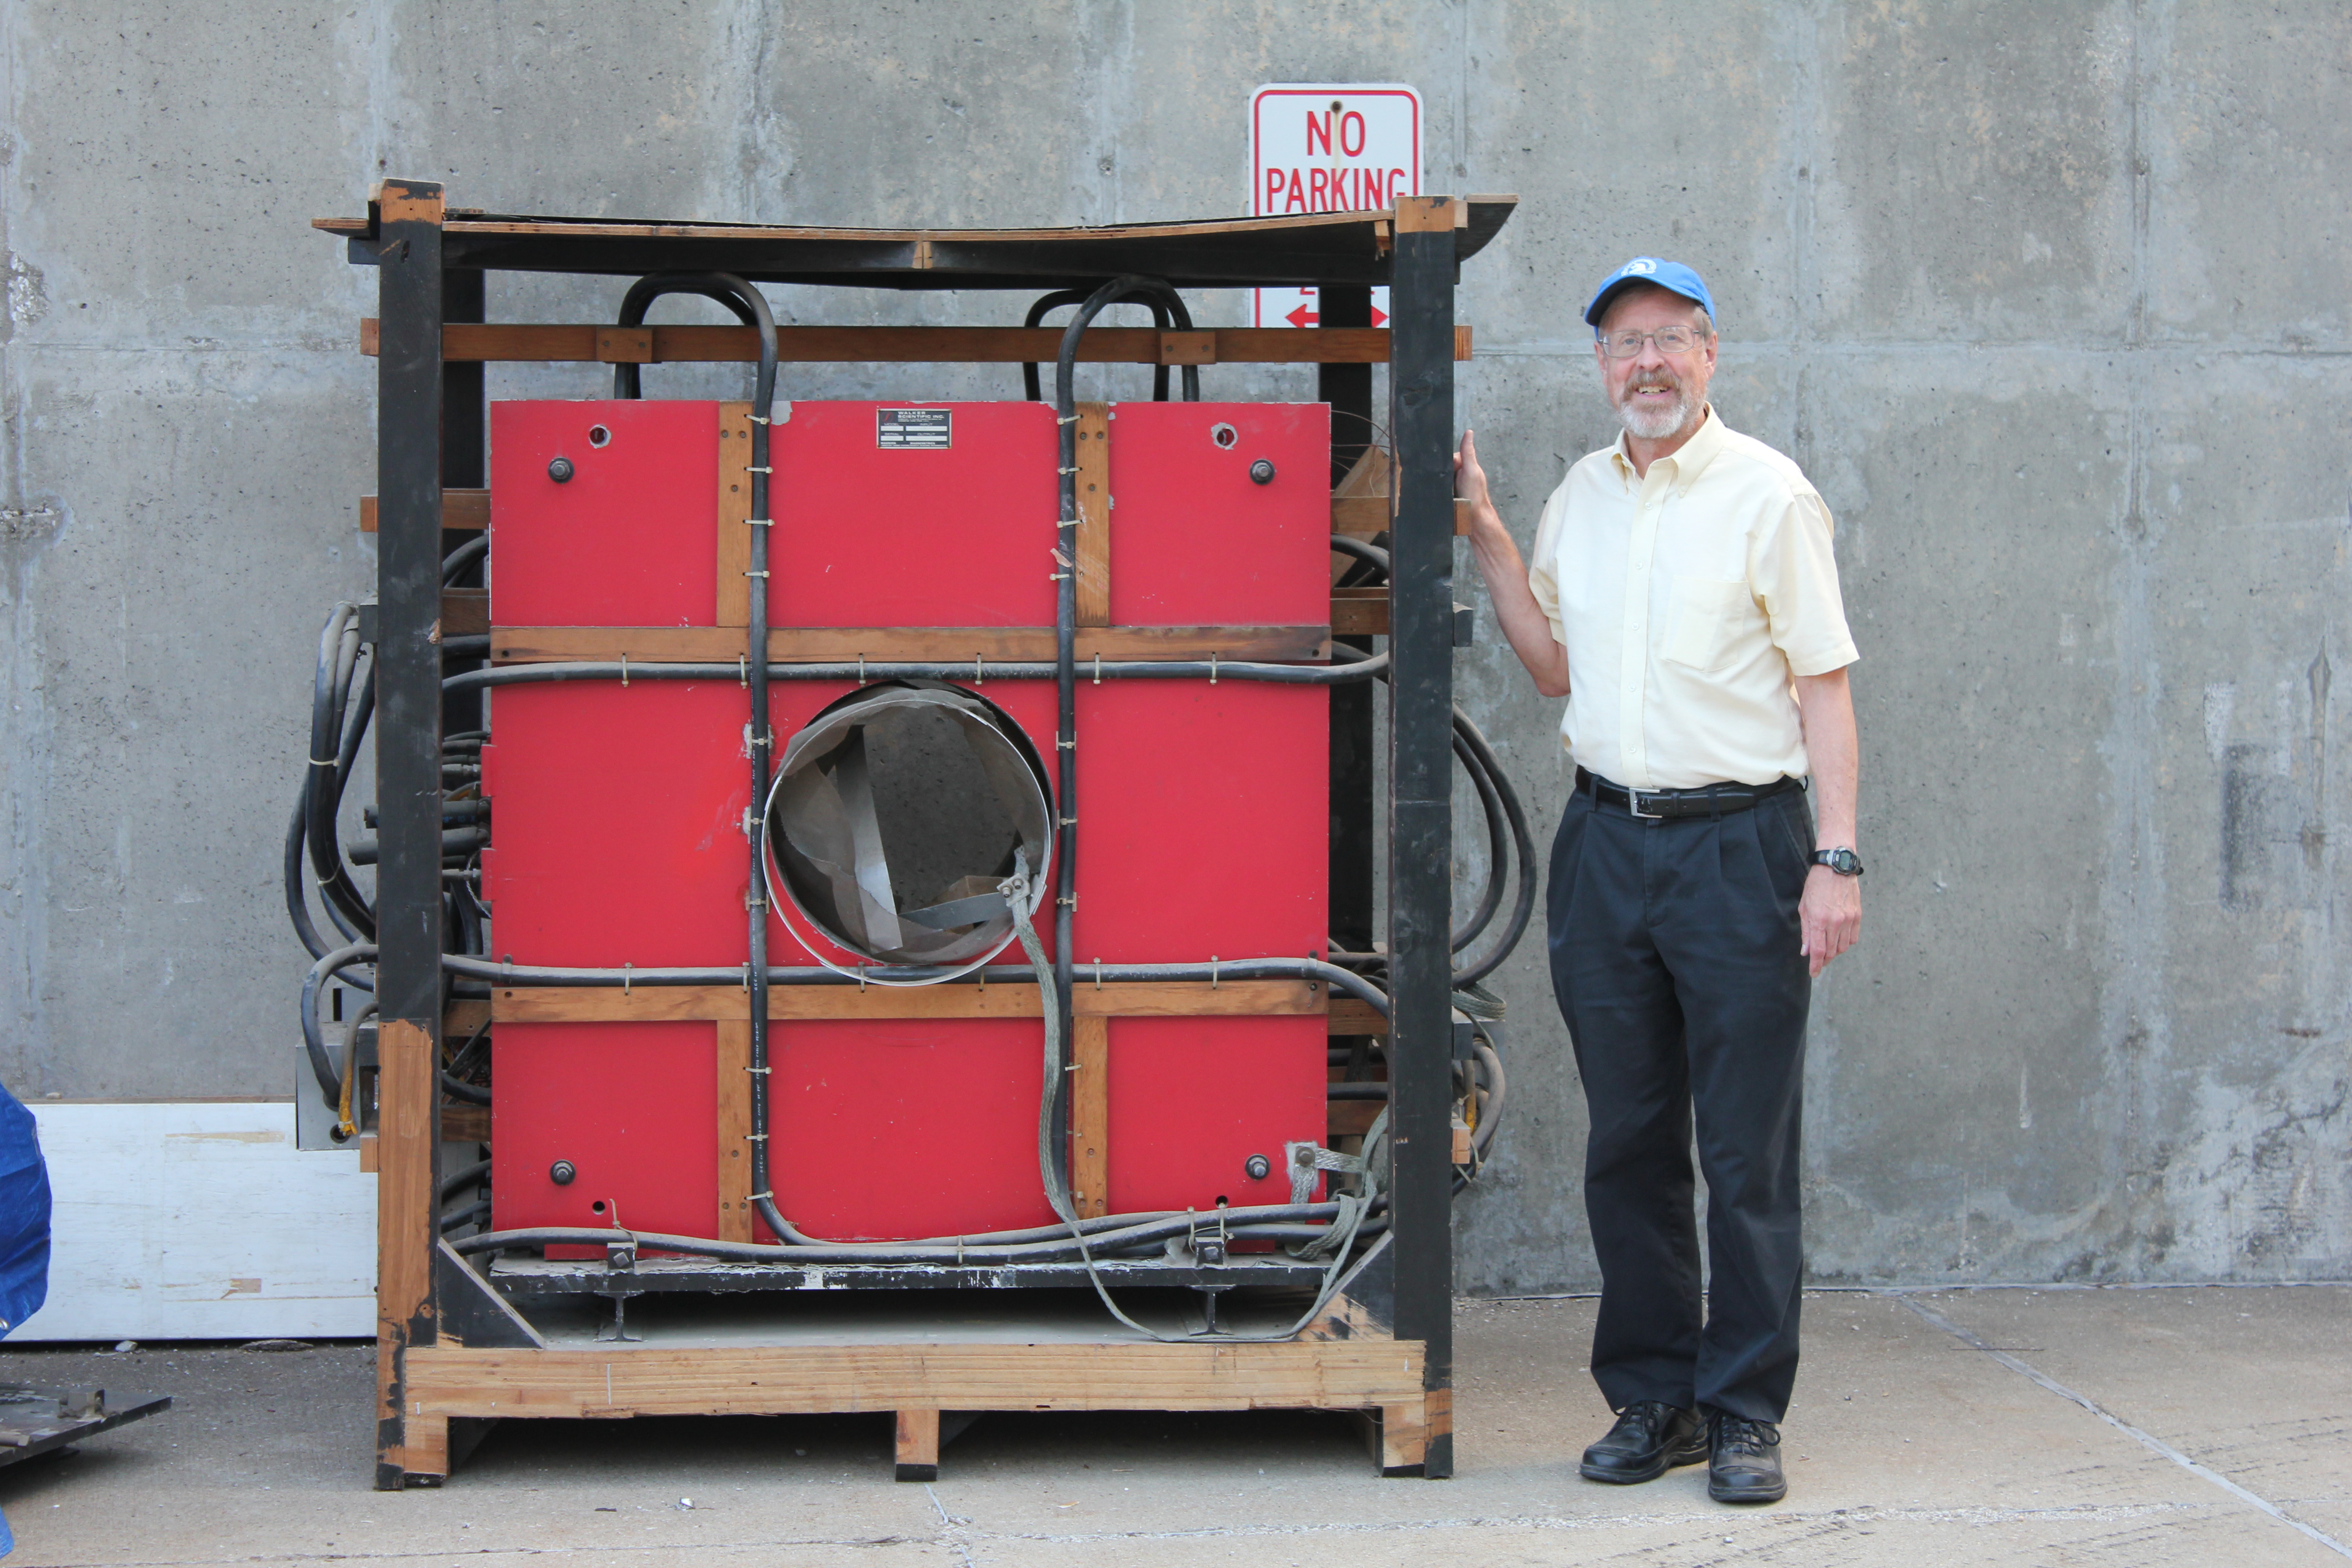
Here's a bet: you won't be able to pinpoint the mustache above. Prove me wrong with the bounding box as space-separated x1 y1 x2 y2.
1622 372 1682 395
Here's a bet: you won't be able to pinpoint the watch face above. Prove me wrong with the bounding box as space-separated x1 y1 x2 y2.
1828 848 1862 875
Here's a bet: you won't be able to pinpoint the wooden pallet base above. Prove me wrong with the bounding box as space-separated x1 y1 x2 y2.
385 1337 1431 1485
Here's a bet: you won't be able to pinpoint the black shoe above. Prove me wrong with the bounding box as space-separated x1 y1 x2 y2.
1578 1401 1709 1484
1706 1411 1787 1503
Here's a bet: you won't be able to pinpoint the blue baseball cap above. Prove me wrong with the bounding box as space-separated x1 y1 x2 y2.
1583 258 1717 331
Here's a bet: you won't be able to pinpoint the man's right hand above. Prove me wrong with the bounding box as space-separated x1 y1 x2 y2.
1453 429 1572 698
1455 430 1504 534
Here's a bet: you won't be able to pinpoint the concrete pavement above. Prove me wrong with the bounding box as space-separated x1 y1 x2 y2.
1 1284 2345 1566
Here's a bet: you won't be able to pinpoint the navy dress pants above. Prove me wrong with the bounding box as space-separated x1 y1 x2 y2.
1546 780 1813 1423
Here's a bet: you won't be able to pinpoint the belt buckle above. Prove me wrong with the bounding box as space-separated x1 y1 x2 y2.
1627 787 1664 821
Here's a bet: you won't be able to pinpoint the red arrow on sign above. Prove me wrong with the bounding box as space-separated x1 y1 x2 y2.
1284 301 1392 329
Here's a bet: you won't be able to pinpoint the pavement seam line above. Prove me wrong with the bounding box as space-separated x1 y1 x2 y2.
1891 1292 2352 1562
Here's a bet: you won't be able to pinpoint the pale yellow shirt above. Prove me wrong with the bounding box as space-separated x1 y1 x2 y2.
1527 407 1858 790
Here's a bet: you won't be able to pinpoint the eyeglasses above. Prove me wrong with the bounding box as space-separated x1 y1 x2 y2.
1597 325 1708 358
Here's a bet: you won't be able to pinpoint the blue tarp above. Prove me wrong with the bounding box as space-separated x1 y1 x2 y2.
0 1079 48 1338
0 1078 52 1560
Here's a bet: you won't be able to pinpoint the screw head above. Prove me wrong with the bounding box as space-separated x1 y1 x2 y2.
547 456 575 483
1244 1153 1272 1181
1248 457 1276 485
549 1159 577 1186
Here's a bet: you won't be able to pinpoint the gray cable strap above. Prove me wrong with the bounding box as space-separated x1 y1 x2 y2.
1286 1140 1365 1207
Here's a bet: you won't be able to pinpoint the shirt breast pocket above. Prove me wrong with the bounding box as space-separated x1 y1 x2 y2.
1662 576 1754 672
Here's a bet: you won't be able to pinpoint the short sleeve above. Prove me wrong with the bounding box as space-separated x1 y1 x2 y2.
1748 488 1858 678
1526 488 1569 647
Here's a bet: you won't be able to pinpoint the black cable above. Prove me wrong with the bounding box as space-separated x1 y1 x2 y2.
1448 709 1537 986
1449 722 1509 955
1135 282 1202 401
439 534 488 585
441 1158 492 1200
443 653 1388 695
284 790 334 962
439 1200 490 1233
608 273 792 1252
1023 290 1172 402
301 941 377 1105
302 606 376 942
610 275 761 399
1049 276 1178 1215
453 1194 1381 1266
439 1071 491 1106
1328 534 1390 577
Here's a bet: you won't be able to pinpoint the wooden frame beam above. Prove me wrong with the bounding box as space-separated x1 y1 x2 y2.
1384 193 1460 1480
484 625 1328 665
403 1340 1426 1421
364 489 1465 538
490 978 1320 1024
370 176 450 1492
357 321 1474 367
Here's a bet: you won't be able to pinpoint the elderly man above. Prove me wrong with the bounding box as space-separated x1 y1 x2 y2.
1455 258 1862 1505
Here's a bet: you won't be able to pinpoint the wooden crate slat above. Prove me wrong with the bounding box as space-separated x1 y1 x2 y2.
405 1340 1426 1419
1073 402 1112 627
355 322 1473 367
489 978 1322 1024
486 624 1328 665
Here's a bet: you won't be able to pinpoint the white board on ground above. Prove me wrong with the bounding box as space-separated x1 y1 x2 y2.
1249 83 1421 329
12 1101 377 1342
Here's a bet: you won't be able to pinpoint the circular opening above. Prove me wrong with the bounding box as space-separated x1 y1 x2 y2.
1209 421 1238 450
587 424 612 448
765 682 1053 973
590 1200 607 1214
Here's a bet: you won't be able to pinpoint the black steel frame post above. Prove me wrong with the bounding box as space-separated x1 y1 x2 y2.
1320 283 1376 957
441 269 487 736
1383 197 1459 1479
373 178 448 1488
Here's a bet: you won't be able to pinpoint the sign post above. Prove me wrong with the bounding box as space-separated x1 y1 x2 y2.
1249 83 1422 328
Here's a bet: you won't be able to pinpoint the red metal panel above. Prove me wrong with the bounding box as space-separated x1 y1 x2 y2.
480 680 751 968
768 402 1059 628
491 1020 718 1240
1072 681 1325 962
483 397 1334 1243
1105 1015 1328 1213
758 1019 1058 1242
1106 402 1331 628
489 400 720 628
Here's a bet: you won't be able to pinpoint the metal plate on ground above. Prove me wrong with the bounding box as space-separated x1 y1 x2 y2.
0 1385 171 1468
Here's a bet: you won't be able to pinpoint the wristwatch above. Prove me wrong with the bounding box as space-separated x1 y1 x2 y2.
1811 847 1865 877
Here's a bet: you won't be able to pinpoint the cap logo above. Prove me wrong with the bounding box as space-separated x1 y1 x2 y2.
1623 258 1658 275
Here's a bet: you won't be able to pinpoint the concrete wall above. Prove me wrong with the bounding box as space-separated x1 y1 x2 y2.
1 0 2344 1290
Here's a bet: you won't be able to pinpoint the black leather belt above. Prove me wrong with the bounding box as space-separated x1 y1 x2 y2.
1576 767 1801 821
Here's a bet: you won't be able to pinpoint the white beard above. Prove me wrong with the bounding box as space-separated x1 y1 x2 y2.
1613 378 1696 441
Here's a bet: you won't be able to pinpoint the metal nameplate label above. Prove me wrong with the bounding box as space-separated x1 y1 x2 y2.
876 409 951 449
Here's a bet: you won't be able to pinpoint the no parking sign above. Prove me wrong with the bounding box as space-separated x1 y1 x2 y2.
1250 83 1422 328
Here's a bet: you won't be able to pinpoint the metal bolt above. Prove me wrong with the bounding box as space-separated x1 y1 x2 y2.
1244 1153 1272 1181
547 456 574 483
549 1159 577 1186
1248 458 1276 485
